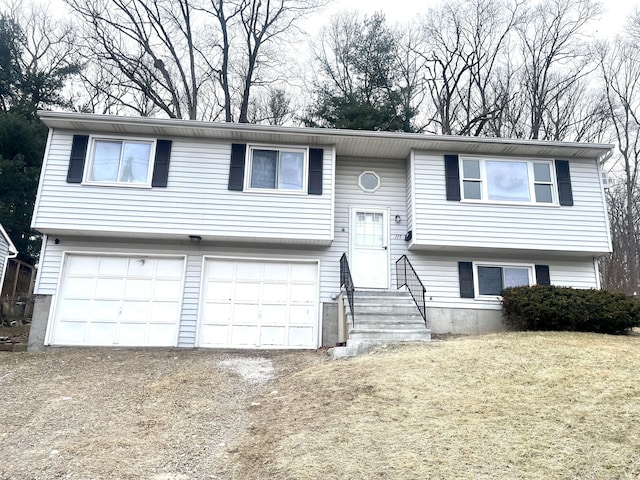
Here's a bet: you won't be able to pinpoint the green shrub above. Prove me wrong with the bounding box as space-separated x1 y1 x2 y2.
501 286 640 334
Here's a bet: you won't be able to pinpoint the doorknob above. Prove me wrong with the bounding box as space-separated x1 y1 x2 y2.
383 246 388 250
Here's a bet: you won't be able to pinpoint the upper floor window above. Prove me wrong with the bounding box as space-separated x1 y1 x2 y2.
247 146 307 192
86 138 155 186
461 157 556 204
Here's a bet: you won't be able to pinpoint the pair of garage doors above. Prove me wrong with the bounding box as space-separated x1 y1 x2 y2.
49 254 319 349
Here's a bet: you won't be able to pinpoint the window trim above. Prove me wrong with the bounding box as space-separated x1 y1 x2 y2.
459 156 559 206
473 262 536 299
358 171 381 192
83 135 157 188
244 144 309 195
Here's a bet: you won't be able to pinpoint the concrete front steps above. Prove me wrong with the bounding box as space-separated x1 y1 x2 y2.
329 289 431 359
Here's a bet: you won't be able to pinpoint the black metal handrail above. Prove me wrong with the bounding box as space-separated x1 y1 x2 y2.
395 255 427 323
339 253 355 326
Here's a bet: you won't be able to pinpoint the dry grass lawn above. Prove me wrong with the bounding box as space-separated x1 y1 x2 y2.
233 332 640 480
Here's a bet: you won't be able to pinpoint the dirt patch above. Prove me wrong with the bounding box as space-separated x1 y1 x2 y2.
0 348 328 480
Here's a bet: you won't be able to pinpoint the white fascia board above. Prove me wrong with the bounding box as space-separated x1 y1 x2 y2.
0 223 17 257
37 111 614 161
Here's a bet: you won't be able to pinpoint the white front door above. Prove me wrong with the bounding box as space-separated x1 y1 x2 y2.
350 208 389 289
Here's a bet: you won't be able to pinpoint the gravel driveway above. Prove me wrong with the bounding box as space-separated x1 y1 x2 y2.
0 348 328 480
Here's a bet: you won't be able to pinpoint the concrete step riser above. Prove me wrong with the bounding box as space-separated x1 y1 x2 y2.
350 331 431 342
352 306 421 315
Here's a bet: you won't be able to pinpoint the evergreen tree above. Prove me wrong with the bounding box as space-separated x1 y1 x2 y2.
305 12 416 132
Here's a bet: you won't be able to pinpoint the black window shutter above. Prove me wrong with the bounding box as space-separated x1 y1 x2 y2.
151 139 172 187
444 154 461 201
308 148 323 195
67 135 89 183
555 160 573 206
228 143 246 191
535 265 551 286
458 261 475 298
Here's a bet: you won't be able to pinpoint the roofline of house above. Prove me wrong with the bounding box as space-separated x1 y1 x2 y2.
37 111 614 160
0 223 18 257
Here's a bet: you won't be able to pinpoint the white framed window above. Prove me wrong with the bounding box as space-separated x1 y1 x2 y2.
461 157 556 204
85 137 156 186
246 146 308 192
474 263 534 297
358 171 381 192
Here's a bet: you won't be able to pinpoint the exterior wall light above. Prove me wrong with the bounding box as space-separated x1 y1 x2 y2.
395 215 401 224
189 235 202 245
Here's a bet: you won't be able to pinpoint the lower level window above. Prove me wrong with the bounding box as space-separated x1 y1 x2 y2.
476 264 532 296
249 147 306 191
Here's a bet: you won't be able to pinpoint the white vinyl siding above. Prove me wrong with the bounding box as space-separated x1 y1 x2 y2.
32 131 333 244
0 236 9 291
406 254 599 310
411 151 611 255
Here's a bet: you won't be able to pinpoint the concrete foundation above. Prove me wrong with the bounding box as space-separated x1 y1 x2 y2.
27 294 52 352
322 302 339 347
428 307 504 334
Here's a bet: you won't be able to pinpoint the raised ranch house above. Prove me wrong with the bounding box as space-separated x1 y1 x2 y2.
27 112 613 351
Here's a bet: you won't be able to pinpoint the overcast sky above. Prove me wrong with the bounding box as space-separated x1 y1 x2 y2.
312 0 638 38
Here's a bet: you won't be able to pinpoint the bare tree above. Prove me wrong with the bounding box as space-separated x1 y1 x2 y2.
516 0 602 139
415 0 522 136
599 35 640 293
66 0 324 121
0 1 81 113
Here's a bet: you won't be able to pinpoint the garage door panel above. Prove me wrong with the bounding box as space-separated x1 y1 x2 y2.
66 255 99 275
265 263 289 281
235 283 261 301
290 284 316 302
125 279 153 299
289 305 315 324
95 278 124 297
263 283 288 301
55 321 87 344
50 254 184 347
200 324 228 345
92 300 121 321
151 302 181 322
231 325 258 345
236 262 261 280
58 299 92 321
208 260 235 279
260 326 286 345
99 257 129 276
198 259 318 349
153 280 182 300
262 305 287 324
291 263 317 281
147 324 177 346
127 258 155 276
121 301 149 321
157 258 184 276
61 277 95 298
289 327 314 346
203 302 231 321
118 323 147 345
233 304 260 322
87 322 118 345
206 281 233 301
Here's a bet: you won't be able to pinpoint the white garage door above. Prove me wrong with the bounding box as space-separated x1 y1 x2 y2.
199 258 319 349
49 254 185 347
